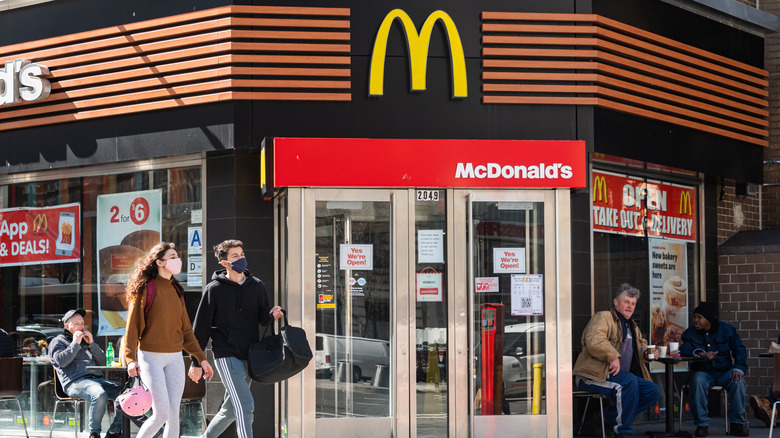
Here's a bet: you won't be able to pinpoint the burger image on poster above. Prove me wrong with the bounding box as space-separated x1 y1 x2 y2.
662 275 687 326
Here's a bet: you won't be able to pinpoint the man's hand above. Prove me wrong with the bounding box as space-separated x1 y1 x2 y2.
201 360 214 381
127 361 140 377
730 370 745 383
269 306 283 320
72 330 84 345
82 330 93 344
698 351 718 361
608 357 621 376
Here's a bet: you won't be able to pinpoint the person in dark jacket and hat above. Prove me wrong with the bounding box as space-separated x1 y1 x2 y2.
189 239 283 438
681 302 749 437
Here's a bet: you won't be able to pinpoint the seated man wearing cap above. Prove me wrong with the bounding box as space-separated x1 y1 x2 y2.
681 302 749 437
49 309 123 438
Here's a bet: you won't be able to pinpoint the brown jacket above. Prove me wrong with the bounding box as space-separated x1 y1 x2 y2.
124 276 206 364
573 308 651 382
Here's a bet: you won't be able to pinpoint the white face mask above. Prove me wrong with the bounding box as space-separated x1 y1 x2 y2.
165 257 182 275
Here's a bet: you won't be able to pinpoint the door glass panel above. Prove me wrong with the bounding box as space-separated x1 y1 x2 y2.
472 201 546 416
315 200 391 418
414 190 448 436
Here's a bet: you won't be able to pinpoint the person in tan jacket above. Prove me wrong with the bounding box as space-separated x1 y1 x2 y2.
573 283 660 438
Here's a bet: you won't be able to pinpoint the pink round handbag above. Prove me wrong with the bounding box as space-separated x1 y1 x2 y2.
116 376 152 417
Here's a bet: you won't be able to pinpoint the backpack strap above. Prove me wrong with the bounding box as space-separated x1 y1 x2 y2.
144 280 156 320
143 278 185 319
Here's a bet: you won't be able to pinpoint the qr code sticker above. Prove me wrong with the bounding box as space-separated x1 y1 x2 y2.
521 298 532 308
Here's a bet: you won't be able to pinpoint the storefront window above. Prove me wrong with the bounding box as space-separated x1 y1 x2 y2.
0 164 202 433
591 167 700 421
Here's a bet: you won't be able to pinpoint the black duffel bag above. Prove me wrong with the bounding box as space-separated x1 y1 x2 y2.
248 310 313 383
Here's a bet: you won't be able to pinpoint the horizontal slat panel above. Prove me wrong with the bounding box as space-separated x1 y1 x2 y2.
0 4 352 132
481 11 769 146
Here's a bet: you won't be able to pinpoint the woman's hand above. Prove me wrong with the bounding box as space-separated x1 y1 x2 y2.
127 361 140 377
188 365 203 383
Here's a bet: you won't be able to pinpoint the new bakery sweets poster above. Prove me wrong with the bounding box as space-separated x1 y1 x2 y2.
648 238 688 372
96 190 161 336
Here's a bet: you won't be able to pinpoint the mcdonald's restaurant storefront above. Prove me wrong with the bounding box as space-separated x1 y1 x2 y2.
0 0 772 437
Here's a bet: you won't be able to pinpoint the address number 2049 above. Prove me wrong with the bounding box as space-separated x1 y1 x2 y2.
416 190 440 202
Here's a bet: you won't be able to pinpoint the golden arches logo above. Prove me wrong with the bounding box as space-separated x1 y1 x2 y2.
593 175 608 203
679 191 693 215
369 9 467 98
33 214 48 232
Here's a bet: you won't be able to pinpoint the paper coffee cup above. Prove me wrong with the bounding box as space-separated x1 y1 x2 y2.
658 346 668 358
669 342 679 354
646 345 657 359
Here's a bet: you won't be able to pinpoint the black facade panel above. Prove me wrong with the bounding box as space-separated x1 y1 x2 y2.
0 0 234 45
204 148 275 438
0 103 237 174
593 0 764 67
593 107 764 183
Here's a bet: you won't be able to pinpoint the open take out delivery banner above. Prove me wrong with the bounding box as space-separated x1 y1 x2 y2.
592 170 697 242
0 203 81 267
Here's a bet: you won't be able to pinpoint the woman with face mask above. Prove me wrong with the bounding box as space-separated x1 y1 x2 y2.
124 242 214 438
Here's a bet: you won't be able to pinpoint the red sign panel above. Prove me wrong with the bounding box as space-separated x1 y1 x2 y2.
273 138 586 188
0 203 81 266
592 170 697 242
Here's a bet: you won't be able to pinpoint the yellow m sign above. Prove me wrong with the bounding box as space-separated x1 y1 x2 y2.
369 9 467 98
679 191 693 215
593 175 608 203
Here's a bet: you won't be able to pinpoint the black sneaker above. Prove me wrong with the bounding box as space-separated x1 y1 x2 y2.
694 425 708 437
105 432 122 438
89 433 100 438
729 422 750 436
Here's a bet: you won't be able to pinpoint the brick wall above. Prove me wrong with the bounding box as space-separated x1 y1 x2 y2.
764 0 780 229
718 250 780 402
716 180 762 244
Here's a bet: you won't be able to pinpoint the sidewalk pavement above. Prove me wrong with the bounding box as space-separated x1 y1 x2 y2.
631 417 772 437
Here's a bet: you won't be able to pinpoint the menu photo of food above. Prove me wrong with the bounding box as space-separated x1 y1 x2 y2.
650 275 687 346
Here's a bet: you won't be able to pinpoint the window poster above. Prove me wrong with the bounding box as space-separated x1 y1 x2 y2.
339 244 373 270
316 253 335 309
418 229 444 263
96 189 162 336
648 237 689 373
416 268 443 302
0 203 81 266
511 274 543 316
493 247 526 273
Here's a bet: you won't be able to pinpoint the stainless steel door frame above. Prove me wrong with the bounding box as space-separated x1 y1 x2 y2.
283 188 571 438
290 188 410 438
453 189 572 438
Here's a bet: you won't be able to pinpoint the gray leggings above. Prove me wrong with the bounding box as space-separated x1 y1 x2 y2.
136 350 185 438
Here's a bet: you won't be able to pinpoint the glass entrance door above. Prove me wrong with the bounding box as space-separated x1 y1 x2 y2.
282 188 571 438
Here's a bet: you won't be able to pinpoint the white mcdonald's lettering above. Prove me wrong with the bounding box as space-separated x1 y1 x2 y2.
0 59 51 106
369 9 467 98
455 162 573 179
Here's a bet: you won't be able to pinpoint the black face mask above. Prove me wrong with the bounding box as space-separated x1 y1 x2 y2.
230 257 248 274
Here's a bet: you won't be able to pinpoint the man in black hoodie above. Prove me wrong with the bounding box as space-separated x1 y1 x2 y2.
190 239 283 438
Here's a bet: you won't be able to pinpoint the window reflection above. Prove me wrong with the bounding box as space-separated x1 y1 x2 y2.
0 165 201 432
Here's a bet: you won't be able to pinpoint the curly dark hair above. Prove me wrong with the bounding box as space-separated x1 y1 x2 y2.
125 242 178 302
213 239 243 261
